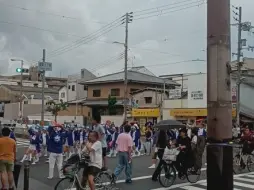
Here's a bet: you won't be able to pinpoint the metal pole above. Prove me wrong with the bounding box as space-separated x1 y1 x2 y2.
41 49 46 125
20 60 24 118
123 13 129 121
23 162 30 190
236 7 242 126
207 0 233 189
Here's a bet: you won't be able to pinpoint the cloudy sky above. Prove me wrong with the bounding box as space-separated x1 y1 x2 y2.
0 0 253 77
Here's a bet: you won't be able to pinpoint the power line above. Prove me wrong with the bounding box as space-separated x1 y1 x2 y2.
0 2 108 25
47 15 125 58
133 0 204 17
133 0 198 14
142 59 206 68
0 20 87 38
134 1 205 21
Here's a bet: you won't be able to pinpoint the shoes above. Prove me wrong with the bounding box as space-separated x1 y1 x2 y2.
148 164 156 169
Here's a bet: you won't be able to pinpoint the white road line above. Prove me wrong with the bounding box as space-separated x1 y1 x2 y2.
150 172 254 190
116 168 208 184
235 177 254 183
181 186 204 190
234 182 254 189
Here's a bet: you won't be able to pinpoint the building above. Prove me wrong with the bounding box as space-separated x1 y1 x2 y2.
59 68 96 102
1 65 67 89
162 73 254 123
80 68 179 117
231 57 254 72
0 84 58 119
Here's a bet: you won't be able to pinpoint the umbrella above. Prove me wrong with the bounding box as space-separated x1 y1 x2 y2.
51 121 63 127
153 120 185 130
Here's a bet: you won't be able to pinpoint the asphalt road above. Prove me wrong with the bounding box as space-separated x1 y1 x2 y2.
13 139 254 190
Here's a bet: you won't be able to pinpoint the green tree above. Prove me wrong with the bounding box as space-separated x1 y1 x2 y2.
108 95 117 115
46 99 68 121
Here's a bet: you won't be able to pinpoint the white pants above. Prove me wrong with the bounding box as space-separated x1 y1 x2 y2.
48 152 63 178
144 141 151 155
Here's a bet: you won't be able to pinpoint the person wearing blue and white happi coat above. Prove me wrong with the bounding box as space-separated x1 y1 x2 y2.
20 127 40 163
47 125 65 179
198 123 207 137
132 124 141 157
65 127 74 159
41 128 49 157
107 127 119 157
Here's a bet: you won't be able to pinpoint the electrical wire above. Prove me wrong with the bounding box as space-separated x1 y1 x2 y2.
47 16 124 58
0 2 108 24
134 1 205 21
133 0 197 14
0 20 87 38
133 0 204 17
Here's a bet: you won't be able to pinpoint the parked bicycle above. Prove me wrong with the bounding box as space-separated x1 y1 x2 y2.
54 153 114 190
233 144 254 174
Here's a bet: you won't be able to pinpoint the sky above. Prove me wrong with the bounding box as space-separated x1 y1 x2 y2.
0 0 253 78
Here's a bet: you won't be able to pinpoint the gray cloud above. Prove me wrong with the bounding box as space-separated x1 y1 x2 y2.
0 0 253 77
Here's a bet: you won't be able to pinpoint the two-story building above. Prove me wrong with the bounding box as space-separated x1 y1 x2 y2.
80 68 179 117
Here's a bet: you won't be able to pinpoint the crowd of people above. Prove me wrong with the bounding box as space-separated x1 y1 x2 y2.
1 117 254 189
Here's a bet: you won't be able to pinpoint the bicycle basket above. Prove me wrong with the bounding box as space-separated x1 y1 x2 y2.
62 163 77 175
163 147 180 161
66 154 80 165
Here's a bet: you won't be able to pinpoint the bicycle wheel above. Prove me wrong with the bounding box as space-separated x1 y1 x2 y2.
186 168 201 183
95 171 114 189
158 163 176 188
54 177 76 190
233 154 242 174
247 154 254 172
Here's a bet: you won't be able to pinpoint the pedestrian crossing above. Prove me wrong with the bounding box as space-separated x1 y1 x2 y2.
157 172 254 190
16 139 30 148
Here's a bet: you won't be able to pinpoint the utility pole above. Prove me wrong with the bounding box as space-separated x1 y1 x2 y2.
232 6 254 125
41 49 46 125
123 12 133 121
207 0 233 189
20 60 24 118
235 7 242 126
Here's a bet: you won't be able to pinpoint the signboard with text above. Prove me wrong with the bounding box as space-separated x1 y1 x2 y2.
131 108 160 117
38 61 52 71
169 89 181 99
190 90 204 100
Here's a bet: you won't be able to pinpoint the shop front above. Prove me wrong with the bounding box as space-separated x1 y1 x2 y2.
170 108 236 123
131 108 160 135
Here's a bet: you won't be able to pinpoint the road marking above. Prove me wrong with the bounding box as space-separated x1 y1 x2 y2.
116 168 208 184
181 186 204 190
150 172 254 190
235 176 254 183
234 182 254 188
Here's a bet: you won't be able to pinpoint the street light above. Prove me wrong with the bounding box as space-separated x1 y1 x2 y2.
10 58 24 118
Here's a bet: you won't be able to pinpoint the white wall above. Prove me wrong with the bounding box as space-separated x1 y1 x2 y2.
59 87 67 102
187 74 207 108
67 82 87 102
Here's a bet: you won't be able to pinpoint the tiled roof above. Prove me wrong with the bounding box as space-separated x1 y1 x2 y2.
1 84 58 94
81 70 179 86
0 84 59 100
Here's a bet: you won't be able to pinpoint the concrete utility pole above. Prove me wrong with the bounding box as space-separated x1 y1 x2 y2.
206 0 233 189
232 6 254 125
123 12 133 121
41 49 46 125
236 7 242 126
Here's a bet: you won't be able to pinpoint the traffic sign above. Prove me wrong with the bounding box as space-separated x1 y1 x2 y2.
38 61 52 71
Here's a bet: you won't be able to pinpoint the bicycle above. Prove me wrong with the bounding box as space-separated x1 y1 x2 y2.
158 148 201 187
54 153 114 190
233 144 254 174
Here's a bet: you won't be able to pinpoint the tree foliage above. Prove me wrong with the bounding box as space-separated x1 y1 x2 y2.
108 95 117 115
46 99 68 121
